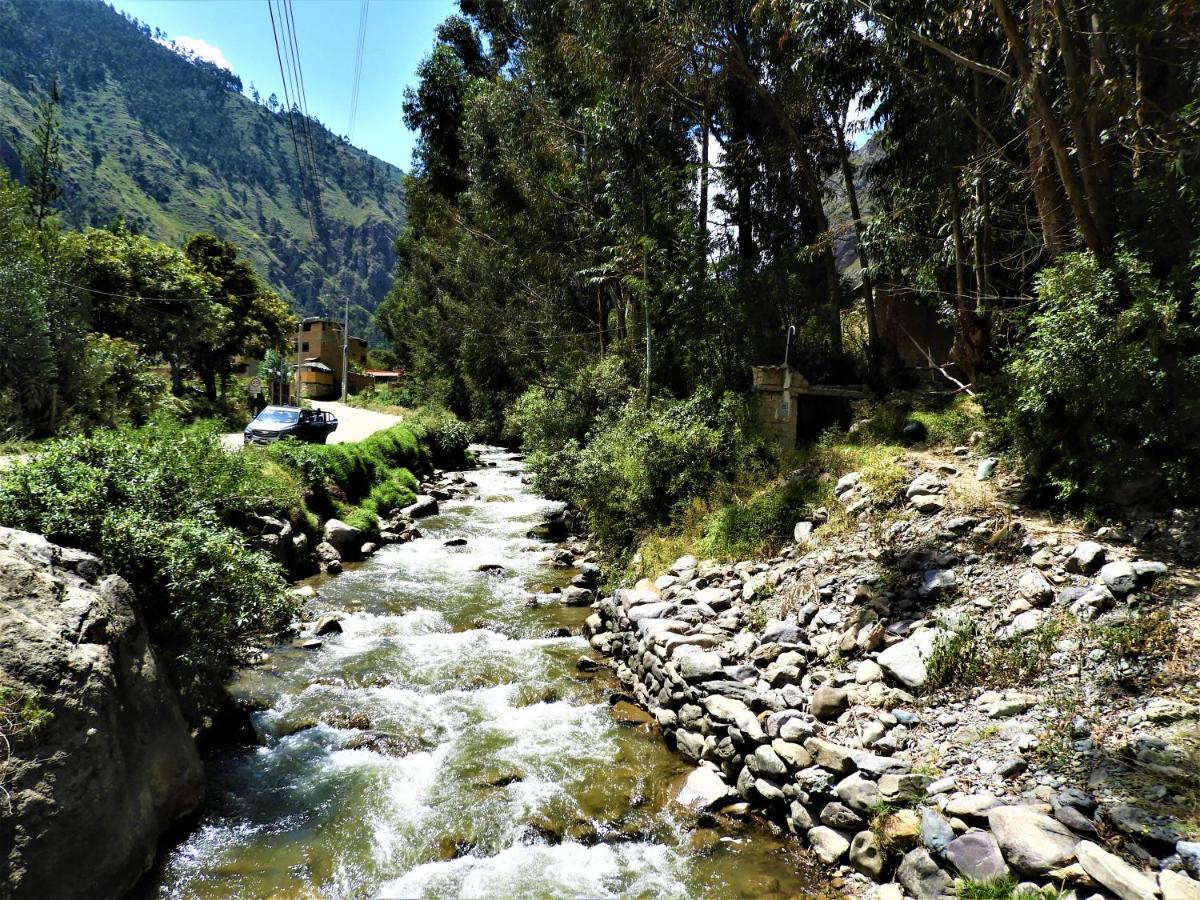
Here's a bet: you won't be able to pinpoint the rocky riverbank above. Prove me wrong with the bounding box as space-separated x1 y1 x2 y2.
577 449 1200 898
0 528 204 899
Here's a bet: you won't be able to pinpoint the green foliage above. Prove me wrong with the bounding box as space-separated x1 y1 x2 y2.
923 618 1064 694
0 681 54 744
954 878 1018 900
0 422 298 712
999 250 1200 504
518 387 769 551
405 405 472 463
700 475 820 560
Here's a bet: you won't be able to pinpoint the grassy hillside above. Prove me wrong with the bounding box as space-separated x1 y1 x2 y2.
0 0 404 343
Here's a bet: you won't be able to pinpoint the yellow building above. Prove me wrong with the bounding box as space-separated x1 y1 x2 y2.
292 318 368 399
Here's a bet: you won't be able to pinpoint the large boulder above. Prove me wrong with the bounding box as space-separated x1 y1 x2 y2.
878 627 948 690
323 518 365 558
988 805 1079 875
0 528 204 899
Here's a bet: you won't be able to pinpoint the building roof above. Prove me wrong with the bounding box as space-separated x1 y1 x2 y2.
365 370 402 378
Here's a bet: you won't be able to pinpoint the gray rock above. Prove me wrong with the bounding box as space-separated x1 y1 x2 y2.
560 585 594 606
750 745 788 778
1179 841 1200 880
919 569 957 597
761 618 802 645
977 457 998 481
1075 840 1160 900
627 601 676 622
315 540 342 573
820 801 863 829
0 528 204 899
1066 540 1106 574
1069 584 1115 621
911 493 947 514
807 826 851 865
804 737 858 775
1100 560 1138 596
921 808 955 853
402 495 439 519
988 805 1079 874
754 777 786 802
835 472 861 495
313 614 343 636
1133 560 1169 583
796 766 837 797
675 730 705 761
809 684 848 721
1053 801 1098 836
836 772 881 814
850 830 884 878
877 628 948 690
898 847 953 900
944 831 1010 882
789 801 815 832
677 650 724 682
1018 571 1054 605
794 521 815 543
323 517 366 557
907 472 945 497
853 752 911 777
771 738 812 769
945 793 1001 819
676 767 732 810
879 773 931 802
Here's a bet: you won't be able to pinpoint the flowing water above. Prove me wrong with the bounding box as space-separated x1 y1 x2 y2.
149 448 817 899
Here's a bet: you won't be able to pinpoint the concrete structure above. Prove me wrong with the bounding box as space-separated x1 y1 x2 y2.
292 318 368 399
750 365 867 450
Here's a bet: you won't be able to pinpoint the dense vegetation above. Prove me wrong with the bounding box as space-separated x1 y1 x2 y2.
387 0 1199 515
0 0 406 342
0 418 463 719
0 168 292 438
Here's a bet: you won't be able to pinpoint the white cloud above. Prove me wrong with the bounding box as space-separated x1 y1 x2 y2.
159 35 235 72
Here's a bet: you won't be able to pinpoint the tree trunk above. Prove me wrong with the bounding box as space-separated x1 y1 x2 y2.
992 0 1105 254
834 115 879 382
1025 118 1071 254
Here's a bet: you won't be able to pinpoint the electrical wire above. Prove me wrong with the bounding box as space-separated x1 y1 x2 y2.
347 0 369 143
266 0 316 238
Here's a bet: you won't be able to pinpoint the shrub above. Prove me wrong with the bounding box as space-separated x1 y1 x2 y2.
999 249 1200 504
700 474 821 560
0 423 298 715
405 405 471 464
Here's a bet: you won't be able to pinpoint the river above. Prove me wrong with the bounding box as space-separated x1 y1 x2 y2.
147 447 817 898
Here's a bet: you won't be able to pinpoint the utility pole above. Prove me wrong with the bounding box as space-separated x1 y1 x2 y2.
341 295 349 400
294 319 302 405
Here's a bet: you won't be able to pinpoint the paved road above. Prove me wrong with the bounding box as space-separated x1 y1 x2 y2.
223 400 402 450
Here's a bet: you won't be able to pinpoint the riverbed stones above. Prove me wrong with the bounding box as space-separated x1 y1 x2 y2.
898 848 952 900
1100 560 1138 596
810 684 848 720
313 615 343 636
750 744 788 778
1161 870 1200 900
1066 540 1106 574
877 627 947 690
988 805 1079 874
836 773 881 813
850 830 884 878
804 737 857 774
402 495 439 518
808 826 851 864
677 767 732 810
560 585 594 606
1075 841 1161 900
944 831 1010 882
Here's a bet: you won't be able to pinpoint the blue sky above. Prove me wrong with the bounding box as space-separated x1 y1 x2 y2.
115 0 458 170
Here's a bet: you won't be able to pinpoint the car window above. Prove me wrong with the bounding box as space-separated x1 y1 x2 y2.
256 408 299 425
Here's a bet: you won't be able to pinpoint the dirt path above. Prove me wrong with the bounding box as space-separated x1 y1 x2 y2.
222 400 401 450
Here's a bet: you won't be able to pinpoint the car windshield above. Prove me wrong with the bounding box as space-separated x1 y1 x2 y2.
255 408 299 425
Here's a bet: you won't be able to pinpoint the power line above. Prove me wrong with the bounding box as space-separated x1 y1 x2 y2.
282 0 321 201
347 0 370 143
266 0 316 238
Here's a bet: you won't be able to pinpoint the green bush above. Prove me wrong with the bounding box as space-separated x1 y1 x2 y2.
516 385 769 551
0 422 298 715
405 405 472 464
999 250 1200 503
700 474 820 560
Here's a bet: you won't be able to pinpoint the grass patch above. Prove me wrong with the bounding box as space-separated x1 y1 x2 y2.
924 617 1065 694
955 877 1018 900
0 681 53 744
849 394 985 449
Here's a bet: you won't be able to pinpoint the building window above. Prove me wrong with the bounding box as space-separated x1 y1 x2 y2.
301 342 309 352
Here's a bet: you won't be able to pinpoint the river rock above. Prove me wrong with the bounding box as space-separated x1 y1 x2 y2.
1066 541 1106 574
771 739 811 769
878 627 947 689
921 808 955 853
809 684 848 721
804 737 857 775
677 767 732 810
807 826 851 864
560 585 594 606
850 830 884 878
1018 571 1054 605
1099 560 1138 596
1075 840 1161 900
751 745 788 778
820 801 863 829
323 518 366 558
313 615 343 636
0 528 204 899
761 618 802 645
402 495 439 519
988 805 1079 874
678 650 724 682
836 772 881 814
944 831 1010 882
1161 870 1200 900
898 848 953 900
1179 841 1200 879
315 540 342 573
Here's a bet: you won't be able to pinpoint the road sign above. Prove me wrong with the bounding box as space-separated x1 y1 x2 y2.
249 377 263 396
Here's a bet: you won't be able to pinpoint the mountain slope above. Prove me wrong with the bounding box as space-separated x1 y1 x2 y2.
0 0 404 343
